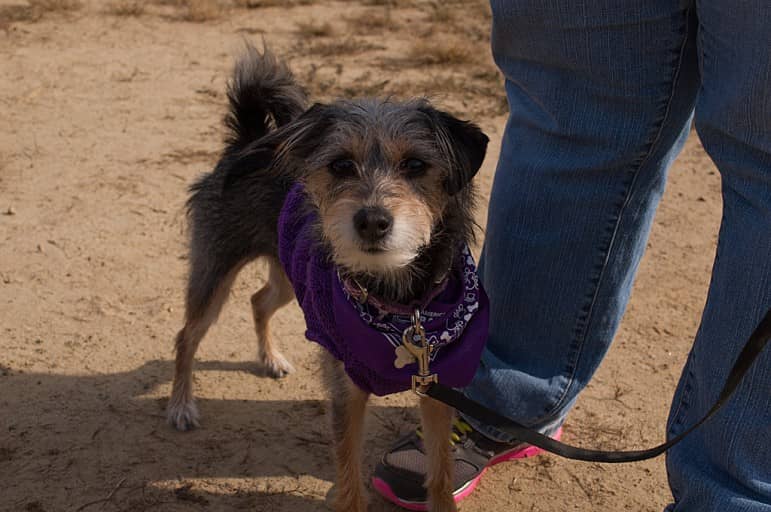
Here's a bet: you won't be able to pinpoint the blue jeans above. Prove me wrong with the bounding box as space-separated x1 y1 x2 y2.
463 1 771 510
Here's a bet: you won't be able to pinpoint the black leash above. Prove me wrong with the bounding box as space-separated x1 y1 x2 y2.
424 308 771 463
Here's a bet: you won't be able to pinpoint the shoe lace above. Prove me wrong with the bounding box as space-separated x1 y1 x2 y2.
416 418 474 447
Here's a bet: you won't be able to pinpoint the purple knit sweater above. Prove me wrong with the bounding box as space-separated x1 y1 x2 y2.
278 183 489 396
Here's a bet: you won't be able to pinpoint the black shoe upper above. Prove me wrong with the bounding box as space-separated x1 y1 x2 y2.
373 419 527 504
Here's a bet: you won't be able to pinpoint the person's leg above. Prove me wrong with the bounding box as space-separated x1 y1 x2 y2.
373 1 703 507
464 0 700 440
665 2 771 510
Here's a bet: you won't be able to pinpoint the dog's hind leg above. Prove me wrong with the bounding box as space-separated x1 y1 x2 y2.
322 353 370 512
421 397 458 512
251 257 295 378
168 257 245 431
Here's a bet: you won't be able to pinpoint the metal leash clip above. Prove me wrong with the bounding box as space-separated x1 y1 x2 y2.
401 308 438 396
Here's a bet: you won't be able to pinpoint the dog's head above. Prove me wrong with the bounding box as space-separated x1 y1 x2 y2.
273 99 488 278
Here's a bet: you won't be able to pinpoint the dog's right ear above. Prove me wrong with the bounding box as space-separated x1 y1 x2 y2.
222 103 335 190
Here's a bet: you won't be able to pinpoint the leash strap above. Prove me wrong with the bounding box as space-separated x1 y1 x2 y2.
425 308 771 463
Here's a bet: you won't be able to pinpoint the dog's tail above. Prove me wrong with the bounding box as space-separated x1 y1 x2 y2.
224 43 308 151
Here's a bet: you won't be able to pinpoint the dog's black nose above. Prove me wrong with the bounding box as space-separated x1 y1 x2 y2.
354 207 393 243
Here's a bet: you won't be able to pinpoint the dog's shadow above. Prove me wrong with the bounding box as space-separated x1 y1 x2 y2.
0 360 417 511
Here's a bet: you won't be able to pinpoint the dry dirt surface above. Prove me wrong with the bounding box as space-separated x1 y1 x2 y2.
0 1 724 511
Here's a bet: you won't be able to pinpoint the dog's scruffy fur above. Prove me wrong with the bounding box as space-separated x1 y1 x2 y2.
168 44 488 512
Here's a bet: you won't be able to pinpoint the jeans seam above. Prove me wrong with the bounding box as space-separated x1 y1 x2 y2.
668 356 696 436
666 309 706 437
539 7 696 424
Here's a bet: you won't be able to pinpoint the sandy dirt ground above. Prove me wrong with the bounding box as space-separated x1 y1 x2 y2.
0 1 724 511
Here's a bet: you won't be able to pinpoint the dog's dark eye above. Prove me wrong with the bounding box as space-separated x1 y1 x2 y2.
400 158 427 177
329 158 357 177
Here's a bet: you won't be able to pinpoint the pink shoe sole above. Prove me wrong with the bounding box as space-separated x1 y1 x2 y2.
372 427 563 511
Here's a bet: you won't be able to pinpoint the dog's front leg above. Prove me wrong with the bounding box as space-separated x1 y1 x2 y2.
421 397 457 512
322 353 370 512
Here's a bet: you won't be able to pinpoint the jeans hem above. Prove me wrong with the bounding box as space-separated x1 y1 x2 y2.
460 388 565 444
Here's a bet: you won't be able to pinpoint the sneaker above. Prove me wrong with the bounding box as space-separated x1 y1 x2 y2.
371 418 563 511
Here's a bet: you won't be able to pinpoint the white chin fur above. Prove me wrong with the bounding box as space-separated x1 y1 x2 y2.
336 247 417 273
326 217 427 274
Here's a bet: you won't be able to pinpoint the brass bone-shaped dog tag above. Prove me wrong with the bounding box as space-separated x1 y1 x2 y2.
394 345 417 369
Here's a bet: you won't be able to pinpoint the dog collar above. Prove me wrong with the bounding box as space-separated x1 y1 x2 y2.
341 264 452 317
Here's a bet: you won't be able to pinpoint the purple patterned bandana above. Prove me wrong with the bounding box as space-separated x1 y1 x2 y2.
278 183 489 396
339 244 483 364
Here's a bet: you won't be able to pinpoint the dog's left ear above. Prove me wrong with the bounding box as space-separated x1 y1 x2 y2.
420 106 489 195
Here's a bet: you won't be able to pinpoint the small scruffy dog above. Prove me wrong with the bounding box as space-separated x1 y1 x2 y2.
167 44 489 512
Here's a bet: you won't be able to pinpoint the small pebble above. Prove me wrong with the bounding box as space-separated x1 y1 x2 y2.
4 207 15 215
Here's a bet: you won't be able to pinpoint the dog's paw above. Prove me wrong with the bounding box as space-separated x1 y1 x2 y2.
167 399 200 431
261 352 295 379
